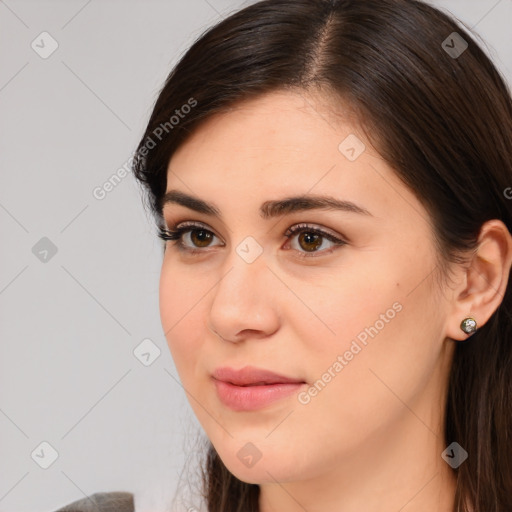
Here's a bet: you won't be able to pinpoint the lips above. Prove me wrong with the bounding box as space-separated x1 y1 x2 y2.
211 366 306 411
212 365 305 386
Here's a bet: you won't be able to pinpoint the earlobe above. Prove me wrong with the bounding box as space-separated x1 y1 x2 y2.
446 219 512 342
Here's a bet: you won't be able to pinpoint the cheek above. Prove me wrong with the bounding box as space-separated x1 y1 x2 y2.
290 245 444 414
287 260 402 358
159 262 206 378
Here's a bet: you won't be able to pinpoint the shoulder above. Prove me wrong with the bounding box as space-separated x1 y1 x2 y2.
53 492 134 512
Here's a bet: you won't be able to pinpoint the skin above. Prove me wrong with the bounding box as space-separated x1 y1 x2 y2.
159 89 512 512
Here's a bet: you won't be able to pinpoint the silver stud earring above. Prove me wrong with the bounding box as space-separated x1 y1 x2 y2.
460 317 477 335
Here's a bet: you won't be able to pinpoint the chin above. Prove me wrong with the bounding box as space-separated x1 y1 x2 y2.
218 449 304 485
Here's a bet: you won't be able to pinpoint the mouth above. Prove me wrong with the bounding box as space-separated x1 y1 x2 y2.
212 365 305 386
211 365 306 411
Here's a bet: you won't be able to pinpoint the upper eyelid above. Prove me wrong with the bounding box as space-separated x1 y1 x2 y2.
173 220 213 231
168 220 343 239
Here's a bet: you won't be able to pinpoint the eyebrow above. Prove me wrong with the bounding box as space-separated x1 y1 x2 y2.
161 189 373 219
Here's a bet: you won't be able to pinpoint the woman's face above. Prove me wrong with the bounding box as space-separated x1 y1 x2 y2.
159 90 456 485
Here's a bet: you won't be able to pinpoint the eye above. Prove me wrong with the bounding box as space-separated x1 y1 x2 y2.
158 221 221 253
283 223 346 258
158 221 347 257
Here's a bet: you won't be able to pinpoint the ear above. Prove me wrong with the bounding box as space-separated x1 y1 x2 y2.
446 219 512 341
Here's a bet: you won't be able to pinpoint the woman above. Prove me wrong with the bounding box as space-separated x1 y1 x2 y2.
55 0 512 510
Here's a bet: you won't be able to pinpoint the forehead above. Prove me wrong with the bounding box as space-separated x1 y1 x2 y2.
164 90 428 231
167 90 368 187
170 89 363 166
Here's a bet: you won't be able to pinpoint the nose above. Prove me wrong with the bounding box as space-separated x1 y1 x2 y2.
207 249 280 343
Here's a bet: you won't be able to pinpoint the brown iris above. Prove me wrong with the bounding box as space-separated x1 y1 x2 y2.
298 232 322 252
190 229 213 247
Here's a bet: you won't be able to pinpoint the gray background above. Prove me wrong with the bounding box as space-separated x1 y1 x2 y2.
0 1 510 511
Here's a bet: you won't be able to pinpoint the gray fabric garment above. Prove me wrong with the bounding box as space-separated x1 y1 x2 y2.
53 492 135 512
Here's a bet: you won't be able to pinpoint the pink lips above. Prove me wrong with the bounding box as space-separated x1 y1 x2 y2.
212 366 306 411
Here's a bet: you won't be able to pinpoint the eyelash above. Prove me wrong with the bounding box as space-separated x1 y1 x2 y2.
158 221 347 258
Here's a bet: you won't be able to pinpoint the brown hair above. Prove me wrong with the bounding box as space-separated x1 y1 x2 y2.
132 1 512 510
